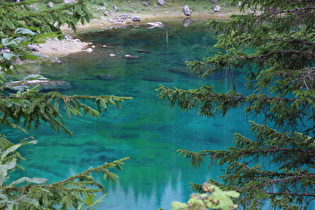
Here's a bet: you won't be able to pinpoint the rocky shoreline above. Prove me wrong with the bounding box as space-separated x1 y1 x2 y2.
38 4 238 58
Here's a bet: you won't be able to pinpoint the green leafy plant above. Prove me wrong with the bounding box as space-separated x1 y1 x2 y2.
169 183 239 210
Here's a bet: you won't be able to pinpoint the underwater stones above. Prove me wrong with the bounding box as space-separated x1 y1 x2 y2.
102 44 114 49
212 122 223 127
146 22 164 29
97 74 120 81
10 80 72 92
135 49 149 53
123 54 140 59
86 48 93 52
183 5 192 16
143 75 173 83
168 68 192 77
109 53 116 57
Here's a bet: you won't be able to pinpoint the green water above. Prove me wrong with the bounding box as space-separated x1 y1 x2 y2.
11 20 253 209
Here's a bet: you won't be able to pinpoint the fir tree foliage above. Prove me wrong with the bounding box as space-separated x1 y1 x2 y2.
0 0 92 72
0 0 91 35
0 0 132 209
158 0 315 209
0 135 129 209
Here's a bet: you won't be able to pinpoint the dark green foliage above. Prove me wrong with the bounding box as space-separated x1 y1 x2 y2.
0 136 129 209
0 89 132 135
158 0 315 209
168 183 239 210
0 0 92 36
0 1 132 209
0 0 92 72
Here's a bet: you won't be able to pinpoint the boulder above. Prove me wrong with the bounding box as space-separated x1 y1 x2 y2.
183 5 192 16
157 0 165 6
210 0 218 3
29 5 38 12
28 44 39 51
213 5 221 12
64 0 77 3
120 14 132 19
10 80 72 92
146 22 164 29
47 2 54 7
132 17 141 22
142 2 149 6
113 5 119 12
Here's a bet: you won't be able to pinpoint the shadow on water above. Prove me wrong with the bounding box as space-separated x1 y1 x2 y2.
10 19 255 210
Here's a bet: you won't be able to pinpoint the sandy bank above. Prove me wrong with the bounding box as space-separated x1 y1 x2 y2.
38 38 89 57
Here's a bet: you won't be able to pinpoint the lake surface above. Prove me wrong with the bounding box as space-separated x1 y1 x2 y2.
11 20 254 209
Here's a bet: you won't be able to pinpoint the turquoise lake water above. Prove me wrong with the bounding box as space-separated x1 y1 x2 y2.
11 20 256 209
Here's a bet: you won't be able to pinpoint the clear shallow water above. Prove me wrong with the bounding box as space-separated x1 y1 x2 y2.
10 20 255 210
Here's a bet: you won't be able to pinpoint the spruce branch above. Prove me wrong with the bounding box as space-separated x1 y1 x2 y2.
266 192 315 197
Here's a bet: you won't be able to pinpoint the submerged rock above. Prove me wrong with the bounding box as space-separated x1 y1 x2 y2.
10 80 72 92
123 55 140 59
168 68 192 77
146 22 164 29
143 75 173 82
135 49 149 53
97 74 120 81
102 44 115 49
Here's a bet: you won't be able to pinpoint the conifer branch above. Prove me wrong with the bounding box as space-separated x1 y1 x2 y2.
266 192 315 197
265 174 315 185
278 6 315 15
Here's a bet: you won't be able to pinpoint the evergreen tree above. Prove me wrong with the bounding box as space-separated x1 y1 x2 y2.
0 0 132 209
158 0 315 209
